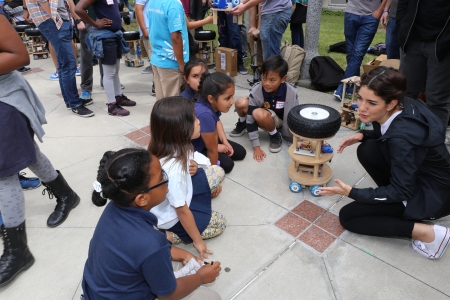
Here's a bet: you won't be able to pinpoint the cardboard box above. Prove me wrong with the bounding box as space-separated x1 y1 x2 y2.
215 47 237 77
379 59 400 69
363 54 387 74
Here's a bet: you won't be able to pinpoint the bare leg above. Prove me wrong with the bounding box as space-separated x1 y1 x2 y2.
253 108 276 131
235 97 249 117
412 223 435 243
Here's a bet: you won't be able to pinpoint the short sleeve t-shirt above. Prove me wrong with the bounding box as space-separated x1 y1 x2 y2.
82 202 176 299
261 0 292 15
345 0 381 16
135 0 150 36
92 0 122 32
147 0 189 69
191 100 221 152
262 82 287 120
179 85 196 100
150 157 193 229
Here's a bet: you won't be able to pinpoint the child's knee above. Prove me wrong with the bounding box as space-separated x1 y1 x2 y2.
235 97 249 111
205 165 225 191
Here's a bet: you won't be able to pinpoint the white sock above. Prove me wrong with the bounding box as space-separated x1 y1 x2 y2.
269 129 277 135
239 116 246 122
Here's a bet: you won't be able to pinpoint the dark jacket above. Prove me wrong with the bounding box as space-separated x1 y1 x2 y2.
396 0 450 61
349 98 450 220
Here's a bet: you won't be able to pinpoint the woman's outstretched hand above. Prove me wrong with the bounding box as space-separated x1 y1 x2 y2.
317 179 352 197
337 132 364 153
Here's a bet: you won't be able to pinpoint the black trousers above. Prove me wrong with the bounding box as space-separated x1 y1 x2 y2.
339 139 415 238
201 139 246 174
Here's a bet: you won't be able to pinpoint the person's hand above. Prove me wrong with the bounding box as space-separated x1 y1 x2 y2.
380 11 389 29
204 15 213 24
223 142 234 156
193 239 213 259
317 179 352 197
211 185 222 198
179 64 184 73
231 4 245 16
197 261 221 284
189 160 198 176
182 252 203 265
143 28 149 39
77 21 86 31
337 132 364 153
23 10 32 23
253 146 266 162
95 18 113 29
218 144 228 154
372 8 383 20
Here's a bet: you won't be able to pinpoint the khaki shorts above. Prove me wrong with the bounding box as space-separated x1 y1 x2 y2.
259 108 283 130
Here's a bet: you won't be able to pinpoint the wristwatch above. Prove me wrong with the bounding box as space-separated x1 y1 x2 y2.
75 18 82 25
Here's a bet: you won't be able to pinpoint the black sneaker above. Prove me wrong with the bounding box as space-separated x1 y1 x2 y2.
238 65 248 75
229 119 247 137
81 98 93 106
71 105 95 117
151 82 156 96
269 131 282 153
107 102 130 116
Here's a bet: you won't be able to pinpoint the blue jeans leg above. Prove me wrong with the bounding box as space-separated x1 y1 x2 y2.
290 22 304 48
335 13 379 95
385 17 400 59
39 20 81 108
218 12 243 66
260 8 291 60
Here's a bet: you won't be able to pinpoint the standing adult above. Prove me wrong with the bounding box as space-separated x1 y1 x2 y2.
333 0 386 100
380 0 399 59
24 0 95 117
397 0 450 143
290 1 307 48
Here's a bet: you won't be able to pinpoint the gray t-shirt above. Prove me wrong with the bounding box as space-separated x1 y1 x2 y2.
345 0 381 16
261 0 292 15
389 0 398 19
57 0 69 20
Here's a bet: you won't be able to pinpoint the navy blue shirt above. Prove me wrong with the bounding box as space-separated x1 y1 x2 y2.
180 85 196 101
82 202 176 300
92 0 122 32
192 98 221 152
262 82 287 120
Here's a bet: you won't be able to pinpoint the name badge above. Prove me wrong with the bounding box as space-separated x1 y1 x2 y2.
106 0 114 5
275 101 285 109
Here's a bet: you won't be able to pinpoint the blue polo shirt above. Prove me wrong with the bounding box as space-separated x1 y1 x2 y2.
180 85 196 101
82 202 176 300
262 82 287 120
192 98 221 152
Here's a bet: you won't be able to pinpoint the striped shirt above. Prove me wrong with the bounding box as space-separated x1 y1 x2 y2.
25 0 63 29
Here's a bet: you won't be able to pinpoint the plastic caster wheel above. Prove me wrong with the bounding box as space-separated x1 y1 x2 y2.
289 182 302 193
33 55 39 60
125 61 129 67
310 185 322 197
42 54 48 58
131 62 135 67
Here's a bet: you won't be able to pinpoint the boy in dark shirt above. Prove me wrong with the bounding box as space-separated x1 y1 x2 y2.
230 55 299 162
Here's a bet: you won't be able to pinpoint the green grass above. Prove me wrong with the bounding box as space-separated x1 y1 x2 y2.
124 9 386 73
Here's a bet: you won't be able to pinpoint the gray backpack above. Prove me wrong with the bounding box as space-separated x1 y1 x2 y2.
280 41 306 85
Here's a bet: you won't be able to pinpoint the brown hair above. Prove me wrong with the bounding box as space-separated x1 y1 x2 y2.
360 67 407 106
148 97 195 173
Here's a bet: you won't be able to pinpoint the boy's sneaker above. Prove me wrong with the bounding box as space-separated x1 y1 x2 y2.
269 131 282 153
238 65 248 75
333 90 342 101
72 105 95 117
18 172 41 190
80 91 92 100
412 225 450 259
107 102 130 116
151 82 156 96
115 94 136 106
49 71 59 81
76 66 81 76
229 119 247 137
81 98 93 106
141 65 153 74
18 66 31 73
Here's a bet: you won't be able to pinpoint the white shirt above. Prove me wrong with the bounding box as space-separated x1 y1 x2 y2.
380 110 402 136
150 157 193 229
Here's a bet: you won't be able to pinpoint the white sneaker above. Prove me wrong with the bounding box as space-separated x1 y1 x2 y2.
412 225 450 259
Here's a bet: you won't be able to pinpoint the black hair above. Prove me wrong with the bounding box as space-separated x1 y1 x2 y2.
180 58 208 93
360 67 407 106
92 148 153 207
197 72 234 102
261 55 288 78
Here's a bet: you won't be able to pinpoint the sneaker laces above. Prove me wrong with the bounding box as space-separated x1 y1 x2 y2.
413 240 427 252
42 186 56 200
270 132 282 143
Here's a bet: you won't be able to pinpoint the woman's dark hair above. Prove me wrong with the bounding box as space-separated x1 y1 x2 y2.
92 148 152 207
148 96 194 173
180 58 208 93
360 67 407 106
261 55 288 78
197 72 234 102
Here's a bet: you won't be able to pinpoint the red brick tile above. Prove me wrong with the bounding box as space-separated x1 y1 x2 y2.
315 212 345 237
134 135 151 147
275 212 311 237
292 200 326 222
22 67 44 75
125 130 148 141
299 226 336 253
140 125 150 134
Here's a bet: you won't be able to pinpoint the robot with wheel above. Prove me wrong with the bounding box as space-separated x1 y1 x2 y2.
24 28 49 60
286 104 341 197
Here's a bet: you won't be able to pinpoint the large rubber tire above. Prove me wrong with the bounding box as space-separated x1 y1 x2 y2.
287 104 341 139
194 30 216 41
24 28 42 37
14 24 31 33
123 31 140 41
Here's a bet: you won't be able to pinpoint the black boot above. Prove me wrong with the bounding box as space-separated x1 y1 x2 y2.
0 222 35 287
42 170 80 228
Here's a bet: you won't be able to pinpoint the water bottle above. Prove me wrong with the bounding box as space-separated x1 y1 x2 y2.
136 43 142 59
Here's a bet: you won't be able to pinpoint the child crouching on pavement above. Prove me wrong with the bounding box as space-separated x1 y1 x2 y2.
230 55 299 162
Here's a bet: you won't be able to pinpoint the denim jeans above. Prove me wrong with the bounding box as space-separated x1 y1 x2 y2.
385 17 400 59
77 24 94 92
38 20 81 108
218 12 243 66
290 22 304 48
335 12 379 96
260 8 291 60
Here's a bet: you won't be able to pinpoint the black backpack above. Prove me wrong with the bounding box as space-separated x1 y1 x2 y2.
328 41 346 54
309 56 345 92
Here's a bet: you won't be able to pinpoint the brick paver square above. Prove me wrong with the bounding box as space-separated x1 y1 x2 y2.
275 212 311 237
299 225 336 253
315 212 345 237
292 200 326 222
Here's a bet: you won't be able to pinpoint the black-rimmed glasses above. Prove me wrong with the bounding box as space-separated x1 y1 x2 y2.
140 169 169 194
